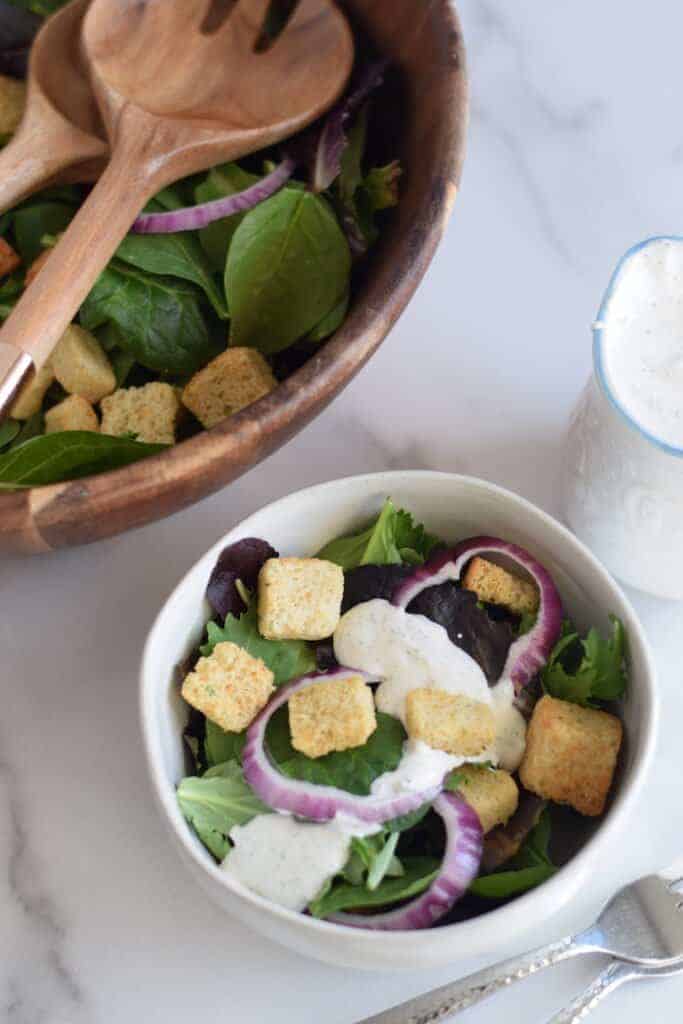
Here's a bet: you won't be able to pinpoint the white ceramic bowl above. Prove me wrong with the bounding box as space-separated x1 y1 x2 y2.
140 471 658 971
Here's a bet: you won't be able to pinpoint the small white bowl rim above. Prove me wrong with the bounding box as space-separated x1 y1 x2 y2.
140 470 658 953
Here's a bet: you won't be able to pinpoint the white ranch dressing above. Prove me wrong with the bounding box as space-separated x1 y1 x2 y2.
601 237 683 447
222 814 351 911
333 599 527 789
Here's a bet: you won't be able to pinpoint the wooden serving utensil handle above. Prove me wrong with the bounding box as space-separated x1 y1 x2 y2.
0 129 161 421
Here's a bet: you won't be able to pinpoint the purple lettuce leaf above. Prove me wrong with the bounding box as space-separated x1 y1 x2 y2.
206 537 278 621
341 564 413 613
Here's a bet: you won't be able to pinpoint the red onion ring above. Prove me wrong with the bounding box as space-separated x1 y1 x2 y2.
242 667 443 825
329 793 483 930
132 159 296 235
393 538 563 693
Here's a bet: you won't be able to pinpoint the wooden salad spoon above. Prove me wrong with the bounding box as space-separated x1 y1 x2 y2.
0 0 107 214
0 0 354 417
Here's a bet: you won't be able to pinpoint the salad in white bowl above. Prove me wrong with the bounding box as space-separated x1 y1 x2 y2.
175 497 628 931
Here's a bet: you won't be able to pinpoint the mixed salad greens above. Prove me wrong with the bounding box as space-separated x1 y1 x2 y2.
176 500 628 929
0 0 400 489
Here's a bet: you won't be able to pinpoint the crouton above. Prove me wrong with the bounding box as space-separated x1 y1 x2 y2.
519 695 622 817
181 641 275 733
258 557 344 641
0 74 26 136
289 674 376 758
181 347 277 429
9 363 54 420
52 325 116 402
455 765 519 834
463 556 539 616
405 689 496 757
100 382 182 445
0 238 20 278
44 395 99 434
25 248 51 287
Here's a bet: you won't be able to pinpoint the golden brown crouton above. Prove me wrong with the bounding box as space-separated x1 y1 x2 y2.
405 690 496 757
181 347 277 429
258 557 344 641
25 248 52 287
454 765 519 834
9 363 54 420
289 674 376 758
100 382 182 445
0 74 26 136
463 556 539 616
44 395 99 434
52 325 116 402
519 695 622 817
0 238 20 278
181 641 275 733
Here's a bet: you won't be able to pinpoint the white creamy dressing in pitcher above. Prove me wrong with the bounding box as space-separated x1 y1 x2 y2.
600 237 683 447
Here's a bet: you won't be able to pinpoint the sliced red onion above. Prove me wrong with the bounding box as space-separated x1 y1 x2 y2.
242 667 442 825
393 538 563 693
131 159 296 235
329 793 482 931
312 61 388 193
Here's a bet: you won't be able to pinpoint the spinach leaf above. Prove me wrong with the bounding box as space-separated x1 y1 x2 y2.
7 0 69 14
80 260 219 375
0 273 22 320
7 410 43 449
202 603 316 686
542 616 627 707
227 188 351 354
0 419 20 451
195 163 260 273
269 708 405 796
0 431 165 488
307 289 349 343
177 759 270 861
12 200 75 262
116 201 228 319
309 857 439 918
204 719 246 768
470 809 556 900
317 498 439 569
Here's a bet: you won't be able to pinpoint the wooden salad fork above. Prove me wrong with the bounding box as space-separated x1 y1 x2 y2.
0 0 354 417
0 0 107 213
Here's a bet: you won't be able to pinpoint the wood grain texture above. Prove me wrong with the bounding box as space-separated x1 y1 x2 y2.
0 0 468 555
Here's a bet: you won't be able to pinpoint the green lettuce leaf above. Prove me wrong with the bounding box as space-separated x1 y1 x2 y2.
470 809 556 900
201 604 316 686
316 498 439 569
542 616 627 707
0 431 165 489
176 759 270 861
309 857 439 918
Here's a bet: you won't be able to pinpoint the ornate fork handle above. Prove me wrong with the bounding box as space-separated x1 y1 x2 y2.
544 961 635 1023
359 937 581 1023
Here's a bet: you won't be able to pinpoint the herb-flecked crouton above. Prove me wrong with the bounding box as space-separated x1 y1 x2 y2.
100 382 182 445
0 238 20 278
181 347 277 429
181 641 275 733
258 557 344 641
454 765 519 834
0 74 26 136
463 556 539 616
405 689 496 757
289 674 376 758
10 363 54 420
44 395 99 434
52 325 116 402
519 695 622 817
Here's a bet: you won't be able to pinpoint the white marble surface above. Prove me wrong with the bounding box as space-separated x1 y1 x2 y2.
2 1 683 1020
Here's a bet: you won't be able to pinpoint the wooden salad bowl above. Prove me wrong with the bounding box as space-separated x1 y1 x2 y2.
0 0 468 555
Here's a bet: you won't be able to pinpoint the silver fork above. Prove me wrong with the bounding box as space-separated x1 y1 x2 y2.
544 958 683 1022
356 872 683 1024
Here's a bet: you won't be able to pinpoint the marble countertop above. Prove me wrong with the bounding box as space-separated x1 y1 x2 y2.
2 1 683 1021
